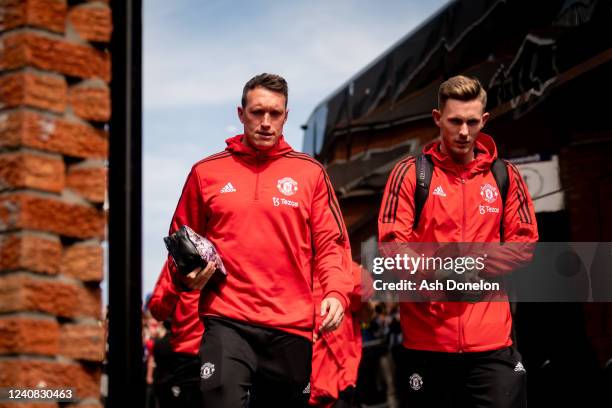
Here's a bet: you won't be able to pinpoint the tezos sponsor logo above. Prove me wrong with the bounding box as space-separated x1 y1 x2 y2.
273 197 299 208
200 362 215 379
479 204 500 215
277 177 298 196
480 183 499 203
409 373 423 391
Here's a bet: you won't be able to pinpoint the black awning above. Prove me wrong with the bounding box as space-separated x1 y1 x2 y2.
303 0 611 160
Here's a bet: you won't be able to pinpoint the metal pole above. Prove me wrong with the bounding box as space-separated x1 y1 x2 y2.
108 0 143 406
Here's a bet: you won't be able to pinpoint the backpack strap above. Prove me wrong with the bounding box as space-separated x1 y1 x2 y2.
491 158 509 204
491 158 510 240
414 154 433 229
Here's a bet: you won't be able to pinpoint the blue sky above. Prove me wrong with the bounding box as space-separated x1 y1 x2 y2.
139 0 449 297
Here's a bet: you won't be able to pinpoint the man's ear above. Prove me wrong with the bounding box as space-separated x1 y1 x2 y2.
284 108 289 124
237 106 245 124
481 112 490 127
432 109 442 127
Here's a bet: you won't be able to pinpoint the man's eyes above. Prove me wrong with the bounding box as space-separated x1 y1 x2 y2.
250 110 282 117
449 119 479 126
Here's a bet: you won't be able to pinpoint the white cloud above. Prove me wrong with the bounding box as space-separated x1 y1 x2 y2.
143 1 447 109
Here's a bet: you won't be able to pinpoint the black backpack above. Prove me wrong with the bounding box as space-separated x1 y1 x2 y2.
413 154 510 237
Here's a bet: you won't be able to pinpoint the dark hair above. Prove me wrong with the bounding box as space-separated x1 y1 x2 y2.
241 73 288 107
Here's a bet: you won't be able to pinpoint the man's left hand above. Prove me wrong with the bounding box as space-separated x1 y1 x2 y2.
319 297 344 332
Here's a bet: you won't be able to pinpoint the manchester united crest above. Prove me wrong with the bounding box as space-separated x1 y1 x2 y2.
200 362 215 379
409 373 423 391
277 177 298 196
480 183 499 203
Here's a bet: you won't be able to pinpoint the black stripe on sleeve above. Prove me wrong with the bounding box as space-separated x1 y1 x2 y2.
514 177 532 224
284 152 345 240
389 162 413 224
509 165 533 224
382 161 407 223
195 151 231 165
382 157 414 223
514 186 528 223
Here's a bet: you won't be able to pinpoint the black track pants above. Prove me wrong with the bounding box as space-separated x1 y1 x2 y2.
154 354 201 408
396 346 527 408
199 317 312 408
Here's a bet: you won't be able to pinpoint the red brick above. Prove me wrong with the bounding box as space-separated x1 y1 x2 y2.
0 359 101 399
0 193 105 239
0 151 65 193
0 1 28 31
0 274 79 318
60 244 103 282
0 0 66 33
0 110 108 159
66 166 106 203
0 32 111 82
68 83 110 122
76 285 102 320
0 316 59 356
0 234 62 275
59 323 104 361
68 3 112 43
0 71 67 113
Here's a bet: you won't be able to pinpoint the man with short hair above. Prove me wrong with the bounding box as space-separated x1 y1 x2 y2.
168 73 353 407
378 75 538 408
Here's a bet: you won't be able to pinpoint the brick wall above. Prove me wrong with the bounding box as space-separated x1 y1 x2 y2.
0 0 111 406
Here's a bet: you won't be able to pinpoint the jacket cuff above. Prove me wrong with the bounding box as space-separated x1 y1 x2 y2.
169 261 192 292
172 273 192 292
323 290 348 312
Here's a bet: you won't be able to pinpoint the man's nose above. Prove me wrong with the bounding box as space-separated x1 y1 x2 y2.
459 123 469 137
261 113 271 127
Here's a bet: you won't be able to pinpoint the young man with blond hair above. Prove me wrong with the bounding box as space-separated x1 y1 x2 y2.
379 75 538 408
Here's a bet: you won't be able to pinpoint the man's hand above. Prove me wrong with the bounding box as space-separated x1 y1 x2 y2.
179 262 216 290
319 297 344 332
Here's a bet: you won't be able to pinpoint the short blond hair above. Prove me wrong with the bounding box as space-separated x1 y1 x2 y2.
438 75 487 110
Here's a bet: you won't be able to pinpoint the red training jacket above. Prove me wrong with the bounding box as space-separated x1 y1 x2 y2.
149 260 203 355
169 135 353 339
310 261 369 407
378 133 538 352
